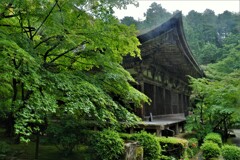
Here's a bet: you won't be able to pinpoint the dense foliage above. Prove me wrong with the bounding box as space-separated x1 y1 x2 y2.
131 131 161 160
90 130 124 160
46 115 92 156
187 138 199 158
222 145 240 160
0 141 11 154
185 33 240 141
0 0 150 141
203 132 222 147
187 57 240 140
200 141 221 160
157 137 188 159
121 2 172 31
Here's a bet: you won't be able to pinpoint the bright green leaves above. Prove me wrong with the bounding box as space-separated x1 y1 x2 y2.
187 39 240 137
187 32 240 137
144 2 171 29
207 47 240 77
188 31 240 134
0 0 147 140
47 70 144 128
190 77 239 113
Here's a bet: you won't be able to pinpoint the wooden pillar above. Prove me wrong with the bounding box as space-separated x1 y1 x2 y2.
184 95 187 115
170 91 173 114
163 88 166 115
182 122 185 133
179 94 183 113
156 126 162 136
153 85 156 116
140 81 145 119
175 123 179 135
186 95 190 116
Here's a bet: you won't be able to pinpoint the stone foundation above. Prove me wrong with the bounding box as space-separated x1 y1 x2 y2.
124 141 143 160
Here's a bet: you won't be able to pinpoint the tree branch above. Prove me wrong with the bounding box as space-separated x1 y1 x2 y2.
28 19 33 40
63 54 94 69
43 43 60 62
0 14 19 19
12 57 23 69
56 2 64 25
0 24 35 31
0 0 14 19
18 11 30 39
32 0 59 38
34 35 63 49
50 45 80 63
213 113 232 131
12 78 18 103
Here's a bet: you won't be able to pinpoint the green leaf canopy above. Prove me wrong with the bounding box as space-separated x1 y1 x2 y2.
0 0 149 138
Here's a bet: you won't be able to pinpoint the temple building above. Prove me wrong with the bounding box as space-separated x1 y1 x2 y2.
124 12 204 136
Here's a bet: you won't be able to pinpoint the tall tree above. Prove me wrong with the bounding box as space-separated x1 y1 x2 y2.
0 0 149 140
121 16 138 26
198 43 219 65
202 9 217 44
217 11 239 41
143 2 172 30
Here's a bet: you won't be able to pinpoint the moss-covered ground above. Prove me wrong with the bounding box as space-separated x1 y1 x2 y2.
0 128 91 160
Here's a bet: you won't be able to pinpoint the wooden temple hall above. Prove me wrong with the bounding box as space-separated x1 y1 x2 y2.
123 12 204 136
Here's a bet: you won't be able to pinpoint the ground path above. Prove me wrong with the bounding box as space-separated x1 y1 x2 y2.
231 129 240 146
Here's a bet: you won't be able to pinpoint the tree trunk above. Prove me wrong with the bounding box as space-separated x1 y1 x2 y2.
223 117 228 142
5 112 15 137
6 77 18 137
35 132 40 160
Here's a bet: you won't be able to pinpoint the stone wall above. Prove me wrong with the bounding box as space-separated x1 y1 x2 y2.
123 142 143 160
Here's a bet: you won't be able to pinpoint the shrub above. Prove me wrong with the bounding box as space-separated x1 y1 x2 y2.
185 116 213 144
119 133 133 141
157 136 188 159
204 132 222 147
188 138 198 148
186 147 194 159
188 138 199 156
131 131 161 160
46 118 83 156
90 129 124 160
222 145 240 160
0 141 10 154
200 141 221 159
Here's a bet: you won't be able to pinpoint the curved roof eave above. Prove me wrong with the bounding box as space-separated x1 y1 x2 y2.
137 12 204 78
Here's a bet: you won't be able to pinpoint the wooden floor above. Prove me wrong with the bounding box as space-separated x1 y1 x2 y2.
131 114 186 136
140 117 185 125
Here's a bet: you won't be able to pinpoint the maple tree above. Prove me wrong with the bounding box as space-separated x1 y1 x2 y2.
0 0 148 140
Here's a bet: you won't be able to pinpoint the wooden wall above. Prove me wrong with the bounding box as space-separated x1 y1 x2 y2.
142 82 189 118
